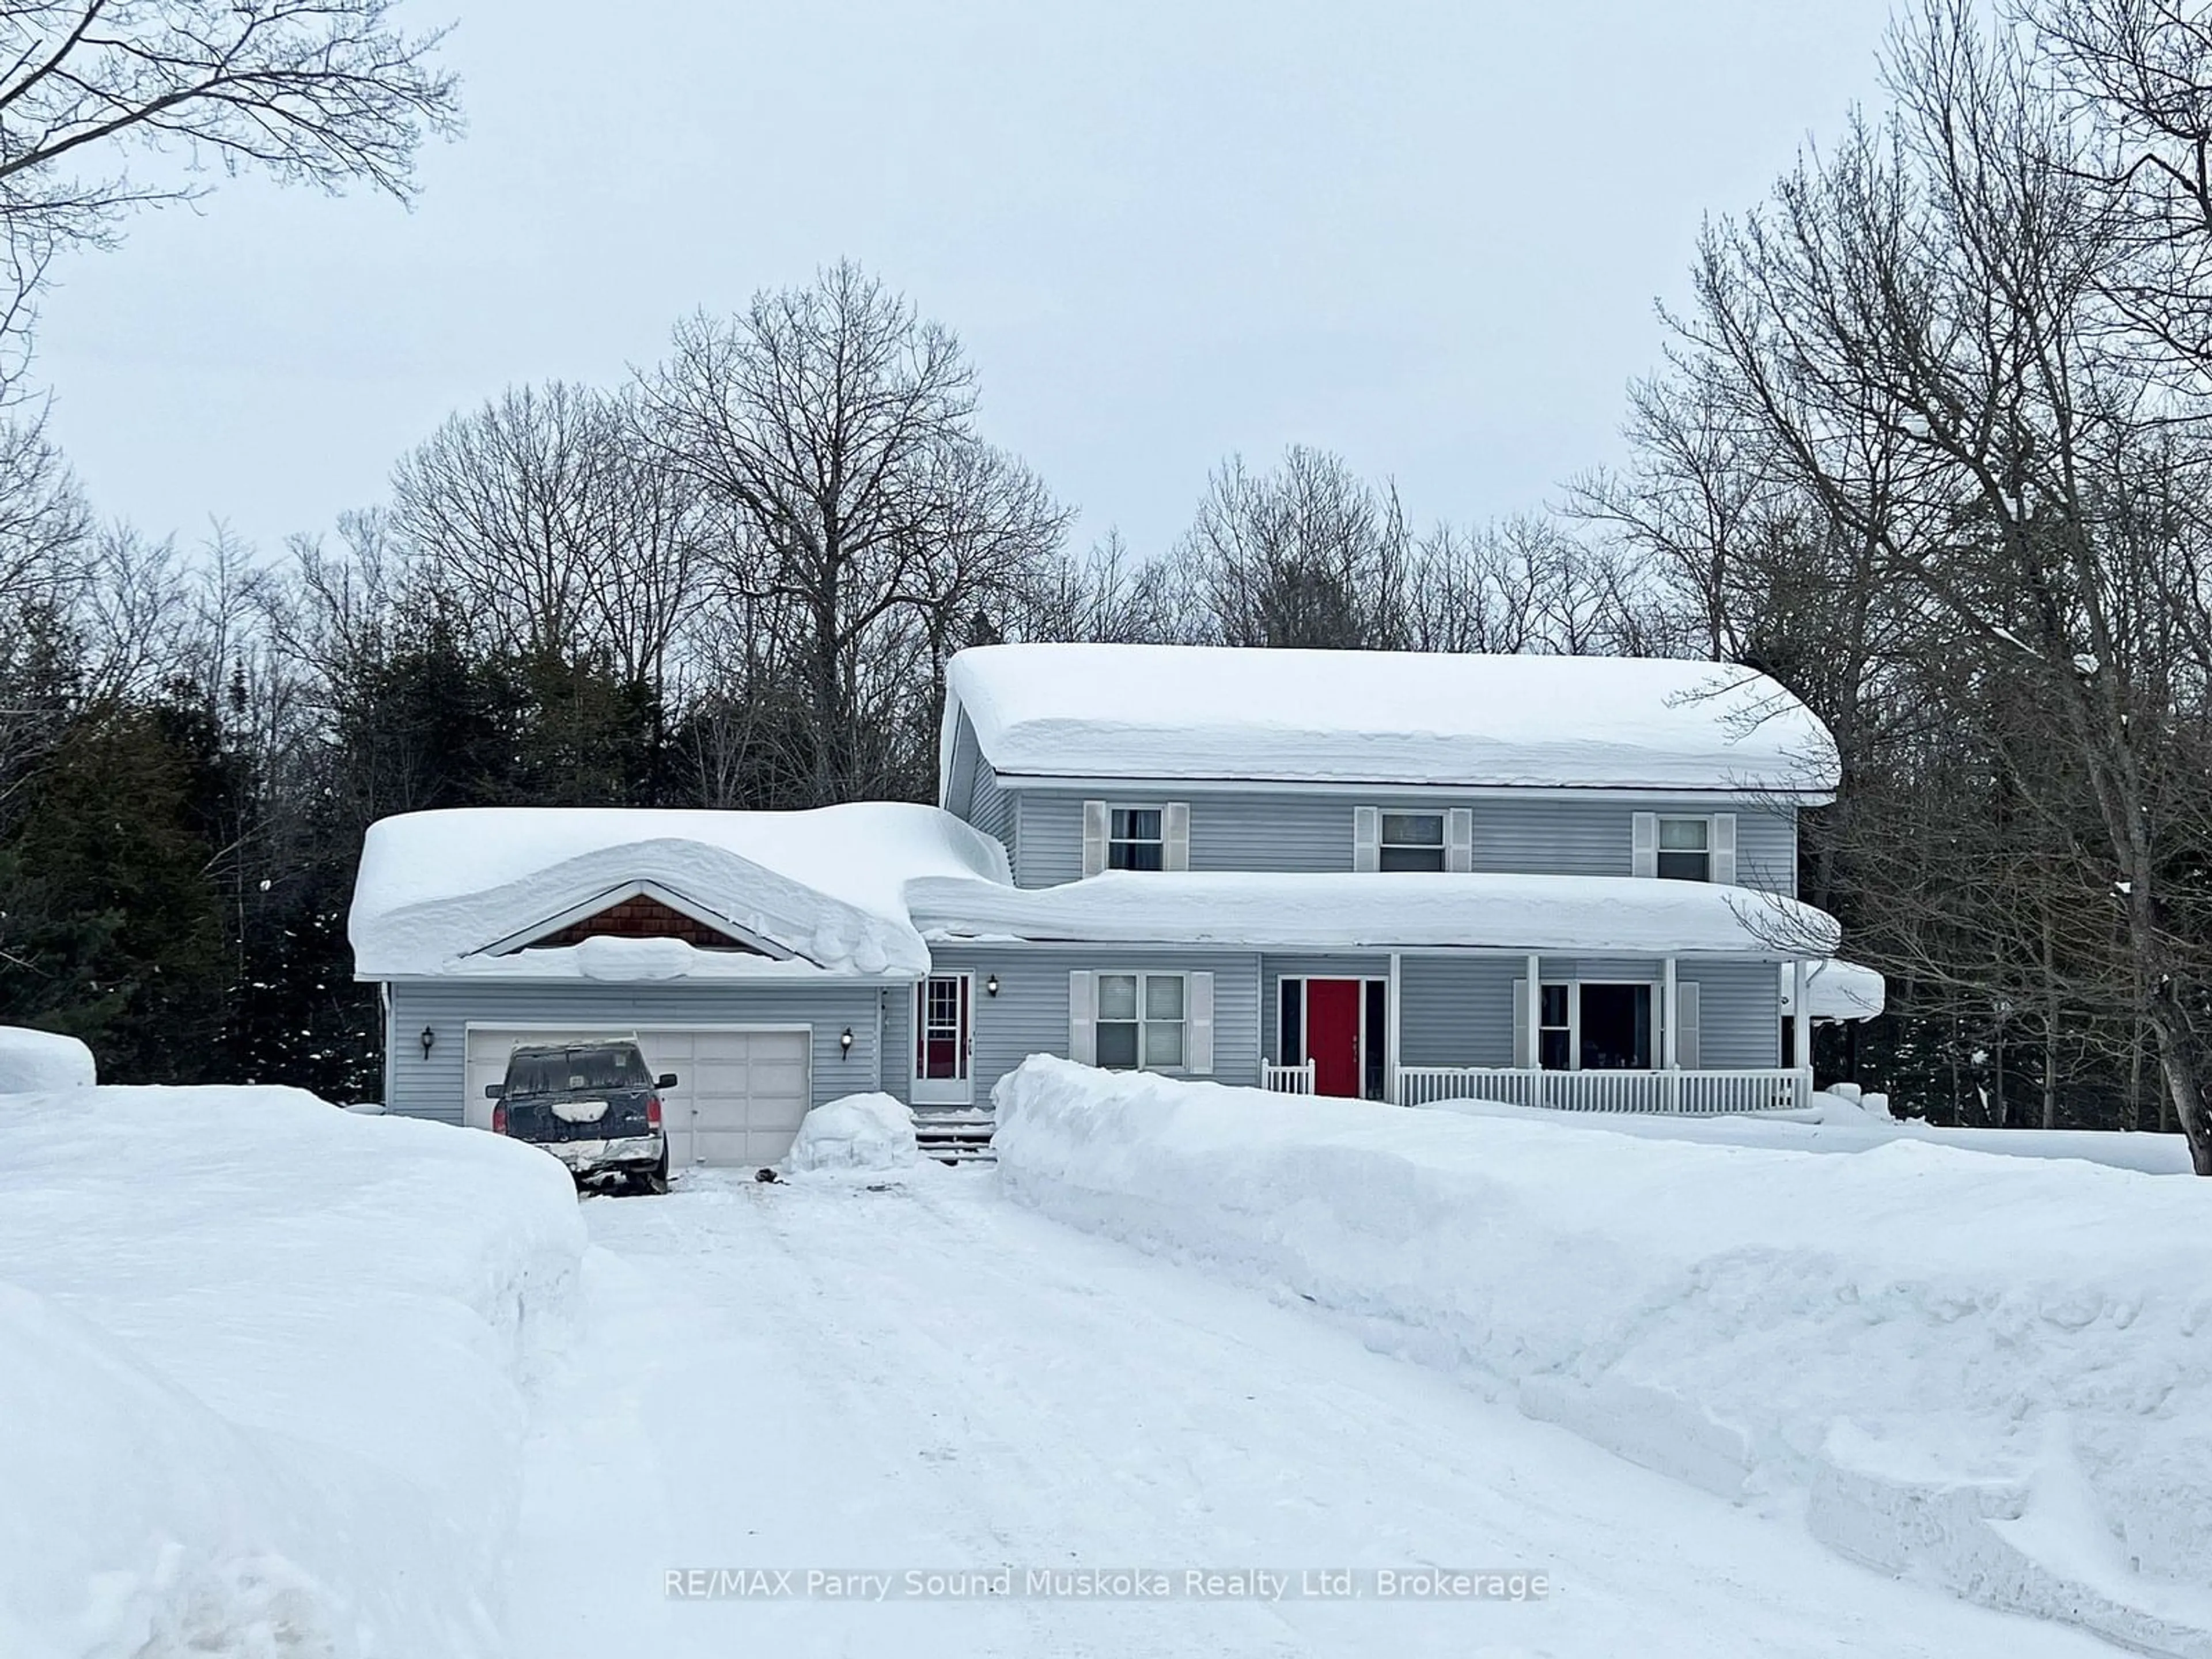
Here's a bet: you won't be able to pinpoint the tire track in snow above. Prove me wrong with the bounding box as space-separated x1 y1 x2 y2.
505 1171 2127 1659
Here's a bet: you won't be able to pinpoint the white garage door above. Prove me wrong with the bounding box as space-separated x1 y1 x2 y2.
463 1026 812 1168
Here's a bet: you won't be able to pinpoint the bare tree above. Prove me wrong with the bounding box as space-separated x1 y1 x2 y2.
1171 446 1413 649
1683 0 2212 1168
641 262 1069 805
2029 0 2212 377
1007 529 1194 645
0 1 459 393
389 382 705 703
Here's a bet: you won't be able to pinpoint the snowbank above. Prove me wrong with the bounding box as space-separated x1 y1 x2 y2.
993 1058 2212 1653
0 1025 94 1092
781 1092 922 1175
1425 1093 2199 1176
945 643 1840 793
0 1086 587 1659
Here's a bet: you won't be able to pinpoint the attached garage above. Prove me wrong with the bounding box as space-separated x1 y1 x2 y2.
353 801 1007 1149
464 1024 813 1168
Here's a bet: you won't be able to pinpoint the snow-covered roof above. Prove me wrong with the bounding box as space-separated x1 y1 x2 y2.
943 644 1840 796
350 804 1009 982
905 871 1841 959
1781 959 1887 1022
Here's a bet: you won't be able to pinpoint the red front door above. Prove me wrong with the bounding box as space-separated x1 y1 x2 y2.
1306 979 1363 1098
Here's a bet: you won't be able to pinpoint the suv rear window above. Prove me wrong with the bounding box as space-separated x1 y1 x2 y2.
504 1045 651 1098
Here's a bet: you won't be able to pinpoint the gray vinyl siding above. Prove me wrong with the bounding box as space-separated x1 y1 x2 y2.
879 979 911 1099
1397 956 1521 1067
1683 961 1783 1069
1259 953 1781 1071
1003 786 1798 896
1011 791 1085 886
966 762 1015 851
924 944 1263 1103
384 980 891 1124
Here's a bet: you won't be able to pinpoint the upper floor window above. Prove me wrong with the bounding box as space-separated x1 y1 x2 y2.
1109 808 1164 871
1084 799 1187 875
1656 816 1710 881
1355 805 1471 872
1379 812 1446 872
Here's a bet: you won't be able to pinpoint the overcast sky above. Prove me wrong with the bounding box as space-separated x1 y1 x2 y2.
31 0 1896 565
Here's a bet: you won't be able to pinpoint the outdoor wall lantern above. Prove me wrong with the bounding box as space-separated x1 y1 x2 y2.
986 974 1000 997
839 1028 854 1054
419 1025 435 1060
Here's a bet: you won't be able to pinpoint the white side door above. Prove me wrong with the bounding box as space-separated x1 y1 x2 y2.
910 974 974 1106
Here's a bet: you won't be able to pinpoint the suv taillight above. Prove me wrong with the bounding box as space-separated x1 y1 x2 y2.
646 1094 662 1130
491 1103 507 1135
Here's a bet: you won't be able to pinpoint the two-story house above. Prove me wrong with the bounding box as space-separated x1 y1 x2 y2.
350 644 1872 1164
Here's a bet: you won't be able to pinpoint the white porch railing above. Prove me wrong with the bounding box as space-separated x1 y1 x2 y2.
1262 1059 1317 1095
1392 1066 1814 1116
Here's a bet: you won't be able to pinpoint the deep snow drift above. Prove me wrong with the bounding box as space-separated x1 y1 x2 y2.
781 1091 923 1175
0 1086 586 1659
1425 1091 2199 1176
993 1058 2212 1656
0 1024 95 1091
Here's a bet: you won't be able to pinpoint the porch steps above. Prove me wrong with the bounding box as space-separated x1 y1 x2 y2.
913 1106 997 1165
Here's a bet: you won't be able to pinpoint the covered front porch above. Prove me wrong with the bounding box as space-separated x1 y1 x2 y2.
906 866 1849 1119
1262 949 1821 1116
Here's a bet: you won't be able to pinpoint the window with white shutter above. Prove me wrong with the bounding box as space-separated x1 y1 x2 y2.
1710 813 1737 884
1353 806 1381 872
1067 969 1096 1064
1162 802 1191 872
1186 971 1214 1073
1445 807 1474 872
1676 981 1701 1068
1081 801 1108 877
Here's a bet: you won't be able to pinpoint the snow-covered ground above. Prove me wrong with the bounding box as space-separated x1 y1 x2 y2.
506 1164 2128 1658
1426 1092 2200 1175
994 1059 2212 1655
8 1067 2191 1656
0 1085 585 1658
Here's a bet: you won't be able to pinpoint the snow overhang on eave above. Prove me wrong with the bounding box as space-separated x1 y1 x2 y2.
977 771 1838 806
353 838 933 983
904 872 1843 961
357 955 922 987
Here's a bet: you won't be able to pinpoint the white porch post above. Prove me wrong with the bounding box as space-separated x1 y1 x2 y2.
1662 956 1680 1113
1387 951 1402 1105
1792 958 1813 1108
1524 951 1541 1109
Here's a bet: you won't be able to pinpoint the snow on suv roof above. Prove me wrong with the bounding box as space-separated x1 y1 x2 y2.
942 645 1839 795
350 802 1009 982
